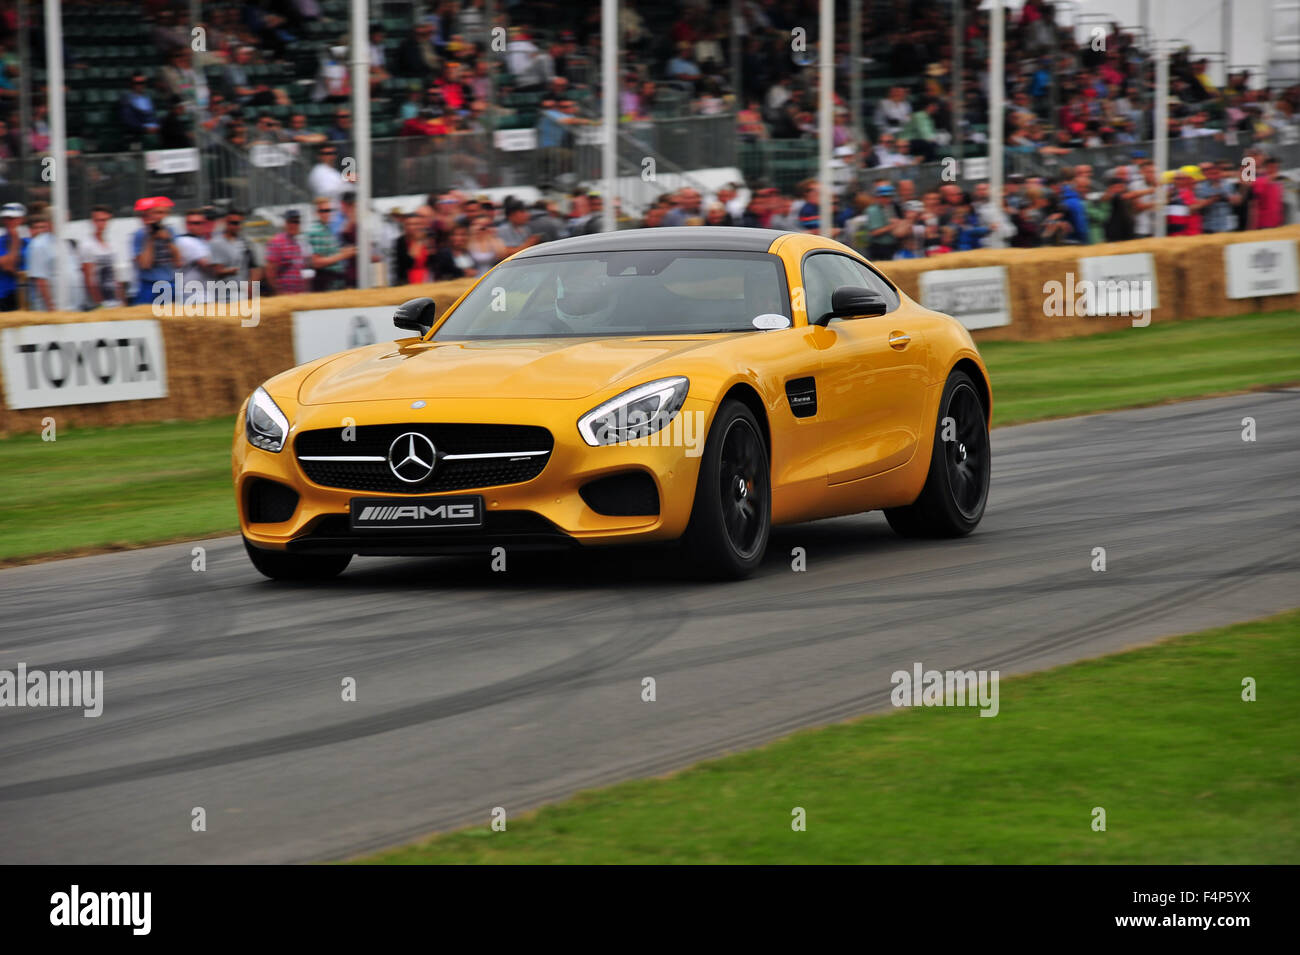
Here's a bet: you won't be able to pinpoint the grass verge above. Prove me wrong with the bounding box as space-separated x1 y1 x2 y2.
358 609 1300 864
1 310 1297 562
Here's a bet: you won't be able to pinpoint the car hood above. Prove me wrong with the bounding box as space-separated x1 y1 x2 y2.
297 336 731 405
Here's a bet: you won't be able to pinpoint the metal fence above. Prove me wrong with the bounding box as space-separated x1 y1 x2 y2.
5 122 1299 222
0 113 741 220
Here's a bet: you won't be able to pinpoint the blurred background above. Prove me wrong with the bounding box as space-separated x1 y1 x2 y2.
0 0 1298 306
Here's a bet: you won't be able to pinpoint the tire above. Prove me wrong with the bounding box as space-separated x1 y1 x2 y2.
884 369 990 539
243 538 352 581
683 399 772 579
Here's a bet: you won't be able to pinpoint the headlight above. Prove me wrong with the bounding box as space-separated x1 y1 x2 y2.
246 386 289 452
577 377 689 447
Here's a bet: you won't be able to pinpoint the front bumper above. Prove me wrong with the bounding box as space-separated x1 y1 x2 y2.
234 395 712 553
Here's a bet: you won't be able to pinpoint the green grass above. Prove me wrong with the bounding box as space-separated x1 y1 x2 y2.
360 610 1300 864
0 418 236 562
982 310 1300 425
1 310 1297 561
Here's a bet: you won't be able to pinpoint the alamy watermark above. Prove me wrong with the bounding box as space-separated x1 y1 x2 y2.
152 272 261 327
0 663 103 717
891 662 1000 717
1043 272 1153 328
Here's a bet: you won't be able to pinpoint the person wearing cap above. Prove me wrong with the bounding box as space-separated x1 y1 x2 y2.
497 198 541 256
209 207 259 286
131 197 180 306
265 210 308 296
862 183 899 261
0 202 27 311
307 197 354 292
1165 168 1204 236
315 45 351 103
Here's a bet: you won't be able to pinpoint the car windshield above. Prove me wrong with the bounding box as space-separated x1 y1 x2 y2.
432 250 791 339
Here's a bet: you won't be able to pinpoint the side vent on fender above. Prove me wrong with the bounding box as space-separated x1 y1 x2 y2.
785 377 818 418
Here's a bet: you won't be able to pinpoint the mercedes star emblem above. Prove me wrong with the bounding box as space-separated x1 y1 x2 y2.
388 432 437 483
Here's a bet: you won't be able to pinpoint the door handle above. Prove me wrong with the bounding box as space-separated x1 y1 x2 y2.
888 331 911 349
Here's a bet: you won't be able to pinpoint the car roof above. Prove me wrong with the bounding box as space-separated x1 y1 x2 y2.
512 227 788 258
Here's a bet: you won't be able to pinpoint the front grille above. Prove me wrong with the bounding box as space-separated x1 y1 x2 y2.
295 423 553 494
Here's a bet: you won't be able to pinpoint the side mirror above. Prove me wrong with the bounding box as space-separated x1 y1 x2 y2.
815 286 888 325
394 297 437 336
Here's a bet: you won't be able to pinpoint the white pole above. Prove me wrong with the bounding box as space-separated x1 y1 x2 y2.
601 0 617 233
818 0 833 237
850 0 862 150
1154 1 1168 238
45 0 70 310
988 0 1004 249
1220 0 1231 88
350 0 372 286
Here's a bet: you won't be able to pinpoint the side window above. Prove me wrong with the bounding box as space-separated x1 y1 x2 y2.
802 253 898 323
801 254 859 324
846 259 901 312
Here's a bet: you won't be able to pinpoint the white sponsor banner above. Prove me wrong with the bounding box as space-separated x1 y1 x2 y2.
574 123 609 146
144 147 200 174
250 142 300 168
493 128 538 151
292 306 405 365
1224 239 1300 298
1077 252 1159 313
919 266 1011 330
1 320 168 409
961 157 990 180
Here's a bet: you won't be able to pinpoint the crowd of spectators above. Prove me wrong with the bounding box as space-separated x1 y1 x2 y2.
2 1 1300 309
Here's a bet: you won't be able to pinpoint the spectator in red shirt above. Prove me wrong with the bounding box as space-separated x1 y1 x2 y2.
1166 169 1204 236
431 63 467 113
265 209 308 295
1249 158 1285 229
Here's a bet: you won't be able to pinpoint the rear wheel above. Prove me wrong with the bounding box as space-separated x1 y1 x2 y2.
884 369 990 538
684 400 771 579
243 538 352 581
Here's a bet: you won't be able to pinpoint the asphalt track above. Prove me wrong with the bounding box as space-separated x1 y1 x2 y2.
1 390 1297 863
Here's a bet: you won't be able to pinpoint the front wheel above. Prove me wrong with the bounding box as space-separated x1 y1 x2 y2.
243 538 352 581
884 369 990 538
683 400 772 579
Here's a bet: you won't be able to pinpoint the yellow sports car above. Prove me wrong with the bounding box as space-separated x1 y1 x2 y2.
234 227 991 580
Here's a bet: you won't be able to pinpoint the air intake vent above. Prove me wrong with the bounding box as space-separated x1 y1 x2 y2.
246 479 299 523
785 376 817 418
580 472 660 516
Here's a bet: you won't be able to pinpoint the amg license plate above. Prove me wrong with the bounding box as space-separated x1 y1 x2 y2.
350 496 484 530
